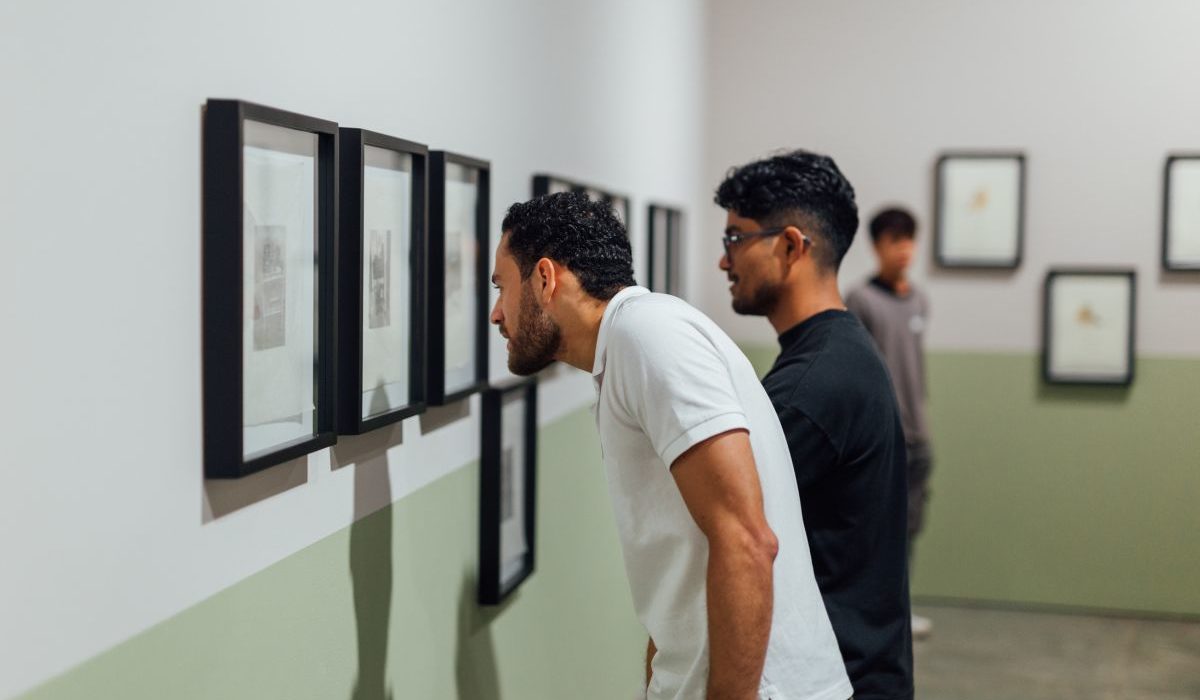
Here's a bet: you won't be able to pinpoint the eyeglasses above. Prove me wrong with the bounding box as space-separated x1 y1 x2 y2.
721 227 811 256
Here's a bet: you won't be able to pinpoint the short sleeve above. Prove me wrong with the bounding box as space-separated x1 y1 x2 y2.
608 310 749 469
845 288 872 333
775 404 839 490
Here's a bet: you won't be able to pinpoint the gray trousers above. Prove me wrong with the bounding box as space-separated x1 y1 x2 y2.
906 441 933 556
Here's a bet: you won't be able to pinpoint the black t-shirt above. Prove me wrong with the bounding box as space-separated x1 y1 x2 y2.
762 310 914 700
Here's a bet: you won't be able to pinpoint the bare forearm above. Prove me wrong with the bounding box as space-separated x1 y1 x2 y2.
705 535 776 699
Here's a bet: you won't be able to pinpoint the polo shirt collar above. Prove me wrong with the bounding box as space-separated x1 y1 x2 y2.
591 285 650 378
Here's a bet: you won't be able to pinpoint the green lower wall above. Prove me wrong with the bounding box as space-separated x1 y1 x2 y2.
21 407 645 700
743 347 1200 617
21 350 1200 699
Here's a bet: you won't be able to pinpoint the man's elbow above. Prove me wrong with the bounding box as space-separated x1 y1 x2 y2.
718 522 778 568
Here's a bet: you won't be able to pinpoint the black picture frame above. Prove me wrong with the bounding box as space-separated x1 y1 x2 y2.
428 151 490 405
337 129 429 434
478 378 538 605
202 99 338 479
1162 153 1200 271
647 203 683 295
531 173 631 237
1042 268 1136 387
934 152 1026 269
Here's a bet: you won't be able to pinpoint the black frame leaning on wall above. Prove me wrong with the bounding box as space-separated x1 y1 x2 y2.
478 378 538 605
934 151 1027 270
1041 268 1137 387
427 151 490 405
202 99 339 479
1162 153 1200 271
336 129 429 434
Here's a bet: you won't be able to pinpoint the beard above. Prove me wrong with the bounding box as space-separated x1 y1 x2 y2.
730 277 781 317
506 283 562 376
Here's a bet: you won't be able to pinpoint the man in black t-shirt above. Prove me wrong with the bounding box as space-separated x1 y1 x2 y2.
713 150 914 700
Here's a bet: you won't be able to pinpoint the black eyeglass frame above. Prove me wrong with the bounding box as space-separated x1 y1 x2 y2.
721 227 810 256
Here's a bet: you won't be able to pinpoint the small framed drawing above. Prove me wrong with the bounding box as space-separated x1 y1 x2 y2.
1042 269 1136 386
429 151 490 405
1162 154 1200 271
202 99 338 479
478 378 538 605
648 204 683 295
337 129 428 434
935 152 1025 269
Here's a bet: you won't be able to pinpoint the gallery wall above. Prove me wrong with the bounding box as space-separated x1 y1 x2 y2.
706 0 1200 615
701 0 1200 354
0 1 706 696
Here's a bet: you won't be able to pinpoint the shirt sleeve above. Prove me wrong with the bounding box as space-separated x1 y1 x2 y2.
608 311 749 469
774 404 839 490
845 288 872 334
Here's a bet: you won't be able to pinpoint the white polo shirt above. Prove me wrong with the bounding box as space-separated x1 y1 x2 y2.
591 287 851 700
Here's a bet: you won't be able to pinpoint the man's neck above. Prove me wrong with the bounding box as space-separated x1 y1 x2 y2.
555 298 611 372
875 268 911 296
766 279 846 336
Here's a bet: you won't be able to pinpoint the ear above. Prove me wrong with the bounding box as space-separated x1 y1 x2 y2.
781 226 807 264
534 257 557 304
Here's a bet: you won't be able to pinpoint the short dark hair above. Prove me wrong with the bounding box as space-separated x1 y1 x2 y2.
501 191 635 301
714 149 859 271
869 207 917 242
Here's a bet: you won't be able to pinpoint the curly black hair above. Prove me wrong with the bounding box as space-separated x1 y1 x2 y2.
501 191 635 301
868 207 917 242
714 150 859 271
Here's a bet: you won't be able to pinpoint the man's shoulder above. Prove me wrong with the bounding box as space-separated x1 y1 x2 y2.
766 318 890 409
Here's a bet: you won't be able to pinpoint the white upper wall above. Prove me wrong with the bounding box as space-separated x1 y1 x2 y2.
0 1 705 696
701 0 1200 354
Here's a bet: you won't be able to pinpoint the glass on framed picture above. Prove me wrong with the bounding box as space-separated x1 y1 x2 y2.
936 154 1024 268
1164 155 1200 270
360 146 413 420
499 391 530 586
443 162 480 395
1044 270 1135 386
240 119 318 459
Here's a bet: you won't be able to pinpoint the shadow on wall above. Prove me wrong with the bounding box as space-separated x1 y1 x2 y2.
455 572 504 700
345 387 403 700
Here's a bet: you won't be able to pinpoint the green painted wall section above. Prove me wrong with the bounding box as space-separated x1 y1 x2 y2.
21 407 645 700
743 346 1200 617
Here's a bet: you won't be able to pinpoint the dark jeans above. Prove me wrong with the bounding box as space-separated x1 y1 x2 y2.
906 440 933 560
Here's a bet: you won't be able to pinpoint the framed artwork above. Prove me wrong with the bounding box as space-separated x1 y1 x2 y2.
531 173 631 237
1162 154 1200 271
202 99 338 479
647 204 683 295
935 152 1025 269
1042 269 1136 386
478 378 538 605
337 129 428 434
428 151 490 405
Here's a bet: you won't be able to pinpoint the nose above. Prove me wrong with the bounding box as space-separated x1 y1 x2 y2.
489 297 503 326
718 250 731 271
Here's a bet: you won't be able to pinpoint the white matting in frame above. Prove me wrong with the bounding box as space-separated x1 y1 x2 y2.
443 163 480 395
936 154 1024 268
499 390 530 586
1165 156 1200 270
1044 271 1135 385
360 146 413 419
241 119 318 458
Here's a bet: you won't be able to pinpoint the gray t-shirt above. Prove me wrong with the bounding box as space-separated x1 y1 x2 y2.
846 278 930 445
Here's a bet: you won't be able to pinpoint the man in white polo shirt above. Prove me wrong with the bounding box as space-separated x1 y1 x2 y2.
490 191 850 700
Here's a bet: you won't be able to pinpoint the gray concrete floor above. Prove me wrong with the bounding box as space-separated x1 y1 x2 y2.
912 604 1200 700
